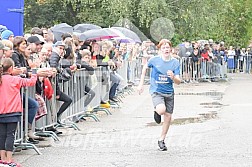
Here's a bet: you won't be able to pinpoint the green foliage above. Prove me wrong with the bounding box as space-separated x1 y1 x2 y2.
24 0 252 47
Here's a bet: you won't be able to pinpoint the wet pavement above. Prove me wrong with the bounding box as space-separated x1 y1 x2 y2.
15 73 252 167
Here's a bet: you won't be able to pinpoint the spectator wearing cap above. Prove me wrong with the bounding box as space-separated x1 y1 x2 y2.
49 41 72 129
27 36 44 54
1 30 14 42
1 40 13 58
25 42 41 69
27 36 44 65
50 41 66 66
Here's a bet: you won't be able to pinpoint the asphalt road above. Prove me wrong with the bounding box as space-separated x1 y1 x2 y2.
15 73 252 167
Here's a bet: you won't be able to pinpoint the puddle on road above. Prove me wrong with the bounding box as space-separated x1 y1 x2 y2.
176 91 224 100
200 102 223 108
146 91 223 126
146 111 218 126
172 111 218 125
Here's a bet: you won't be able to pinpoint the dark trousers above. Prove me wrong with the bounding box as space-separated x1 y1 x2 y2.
0 122 17 151
57 91 72 118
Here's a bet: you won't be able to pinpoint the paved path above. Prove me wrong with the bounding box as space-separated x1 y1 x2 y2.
15 74 252 167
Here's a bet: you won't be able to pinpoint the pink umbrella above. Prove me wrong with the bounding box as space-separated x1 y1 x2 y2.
79 28 124 41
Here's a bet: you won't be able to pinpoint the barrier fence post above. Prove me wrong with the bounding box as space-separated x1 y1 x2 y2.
14 87 42 155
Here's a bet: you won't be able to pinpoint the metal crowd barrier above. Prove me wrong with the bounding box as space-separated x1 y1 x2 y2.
34 77 60 141
14 87 42 155
92 66 112 114
34 67 113 135
128 58 138 84
123 55 235 84
226 55 252 74
113 60 134 103
55 67 111 124
117 60 128 90
13 65 133 157
179 57 228 82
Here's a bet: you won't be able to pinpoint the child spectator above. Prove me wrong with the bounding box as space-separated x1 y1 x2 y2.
0 58 37 167
1 40 13 58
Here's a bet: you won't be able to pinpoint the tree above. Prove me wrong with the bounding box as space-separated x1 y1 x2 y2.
24 0 252 46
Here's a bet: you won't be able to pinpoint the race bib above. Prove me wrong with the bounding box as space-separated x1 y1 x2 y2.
154 73 170 84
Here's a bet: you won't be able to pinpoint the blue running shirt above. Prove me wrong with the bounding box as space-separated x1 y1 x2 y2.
147 56 180 94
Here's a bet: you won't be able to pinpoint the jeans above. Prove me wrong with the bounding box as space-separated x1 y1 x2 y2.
0 122 17 151
109 83 119 99
109 72 120 99
127 62 131 82
23 94 39 124
57 91 72 118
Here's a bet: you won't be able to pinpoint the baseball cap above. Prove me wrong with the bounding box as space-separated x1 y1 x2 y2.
0 41 9 50
27 36 44 45
34 34 46 44
53 41 66 48
1 30 14 40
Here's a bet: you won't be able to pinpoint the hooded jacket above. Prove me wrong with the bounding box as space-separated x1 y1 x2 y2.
0 73 37 115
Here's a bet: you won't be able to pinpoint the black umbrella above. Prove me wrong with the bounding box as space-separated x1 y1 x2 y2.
50 23 73 41
73 23 101 33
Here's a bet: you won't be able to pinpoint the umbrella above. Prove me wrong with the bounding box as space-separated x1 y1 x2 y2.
50 23 73 41
111 27 141 43
79 28 123 41
73 23 101 33
112 37 135 43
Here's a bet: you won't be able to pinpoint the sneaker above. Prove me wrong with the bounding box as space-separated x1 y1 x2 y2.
0 160 9 167
86 106 93 112
8 162 21 167
28 138 39 144
154 111 161 124
109 97 119 103
45 127 63 135
72 116 80 123
100 100 107 104
100 102 110 108
158 140 167 151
